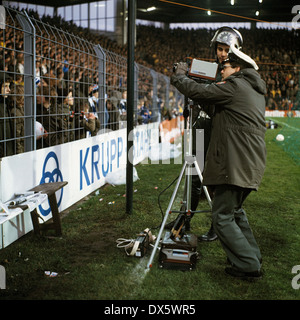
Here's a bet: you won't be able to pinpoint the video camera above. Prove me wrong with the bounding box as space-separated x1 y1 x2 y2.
187 58 218 82
173 58 218 83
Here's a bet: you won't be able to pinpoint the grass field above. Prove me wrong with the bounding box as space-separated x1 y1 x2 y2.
0 117 299 301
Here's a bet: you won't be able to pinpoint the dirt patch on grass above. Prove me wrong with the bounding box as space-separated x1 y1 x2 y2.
70 227 120 265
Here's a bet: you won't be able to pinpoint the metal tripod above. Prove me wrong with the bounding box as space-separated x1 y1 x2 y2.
146 99 212 271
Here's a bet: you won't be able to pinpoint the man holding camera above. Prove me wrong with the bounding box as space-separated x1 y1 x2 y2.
189 27 243 241
171 45 266 280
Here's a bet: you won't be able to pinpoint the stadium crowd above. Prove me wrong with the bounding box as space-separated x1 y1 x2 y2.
0 7 300 157
41 16 300 111
134 25 300 111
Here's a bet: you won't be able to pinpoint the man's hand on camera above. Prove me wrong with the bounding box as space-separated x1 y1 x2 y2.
173 62 188 76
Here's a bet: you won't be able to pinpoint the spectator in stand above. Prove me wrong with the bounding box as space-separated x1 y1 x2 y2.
41 57 49 76
79 103 101 138
7 44 17 75
0 78 14 157
286 81 296 102
35 59 42 81
49 88 74 145
139 100 151 124
280 98 290 110
106 96 119 130
57 67 67 90
267 97 278 110
88 85 99 115
88 84 109 127
119 90 127 121
36 85 53 148
16 53 24 75
9 84 25 154
63 55 69 76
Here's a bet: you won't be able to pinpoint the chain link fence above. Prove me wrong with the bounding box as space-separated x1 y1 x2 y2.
0 5 181 158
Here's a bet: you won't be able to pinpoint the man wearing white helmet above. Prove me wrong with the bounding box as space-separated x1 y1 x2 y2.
171 44 266 280
211 26 243 65
191 27 244 241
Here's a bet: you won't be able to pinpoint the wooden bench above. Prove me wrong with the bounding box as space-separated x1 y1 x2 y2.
30 181 68 236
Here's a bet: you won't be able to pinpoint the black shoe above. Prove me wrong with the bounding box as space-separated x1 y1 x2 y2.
225 267 262 281
198 225 218 241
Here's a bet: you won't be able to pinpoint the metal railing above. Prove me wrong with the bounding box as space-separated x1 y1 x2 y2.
0 6 182 158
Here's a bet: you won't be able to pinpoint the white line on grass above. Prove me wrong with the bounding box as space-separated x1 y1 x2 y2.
270 118 300 131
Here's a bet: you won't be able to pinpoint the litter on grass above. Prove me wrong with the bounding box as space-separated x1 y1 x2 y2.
105 167 139 186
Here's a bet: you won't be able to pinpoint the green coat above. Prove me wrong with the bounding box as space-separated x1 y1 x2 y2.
80 116 100 138
49 103 73 146
0 100 14 157
10 105 24 154
171 68 267 190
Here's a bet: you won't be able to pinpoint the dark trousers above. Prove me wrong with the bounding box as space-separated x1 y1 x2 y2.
212 184 262 272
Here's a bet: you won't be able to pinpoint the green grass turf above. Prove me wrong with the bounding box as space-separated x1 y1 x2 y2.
0 120 299 300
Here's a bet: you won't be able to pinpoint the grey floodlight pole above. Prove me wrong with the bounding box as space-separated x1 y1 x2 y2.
126 0 135 214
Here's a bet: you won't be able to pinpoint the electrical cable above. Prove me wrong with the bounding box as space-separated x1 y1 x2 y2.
149 174 180 231
116 229 158 256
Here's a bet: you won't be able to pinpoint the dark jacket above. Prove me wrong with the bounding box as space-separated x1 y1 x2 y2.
106 96 120 131
80 116 101 138
171 68 267 190
49 102 73 146
10 105 25 154
0 98 14 157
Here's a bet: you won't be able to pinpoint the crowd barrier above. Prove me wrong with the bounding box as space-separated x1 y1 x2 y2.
0 5 183 158
265 110 300 117
0 122 160 248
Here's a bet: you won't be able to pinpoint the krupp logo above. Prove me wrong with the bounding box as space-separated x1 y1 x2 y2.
39 151 64 216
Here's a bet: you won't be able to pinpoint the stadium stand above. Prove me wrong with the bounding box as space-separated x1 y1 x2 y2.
0 5 299 158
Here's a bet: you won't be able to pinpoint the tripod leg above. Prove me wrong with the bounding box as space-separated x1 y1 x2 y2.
185 162 193 211
146 161 187 271
193 160 212 208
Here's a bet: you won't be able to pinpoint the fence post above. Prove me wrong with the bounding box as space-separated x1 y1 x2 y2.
93 44 106 130
163 75 170 110
126 0 136 215
16 11 36 152
150 69 159 122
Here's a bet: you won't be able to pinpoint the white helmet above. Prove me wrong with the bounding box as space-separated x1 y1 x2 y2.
211 26 243 51
227 44 259 70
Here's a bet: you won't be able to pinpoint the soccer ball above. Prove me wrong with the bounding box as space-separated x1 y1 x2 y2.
276 134 284 142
